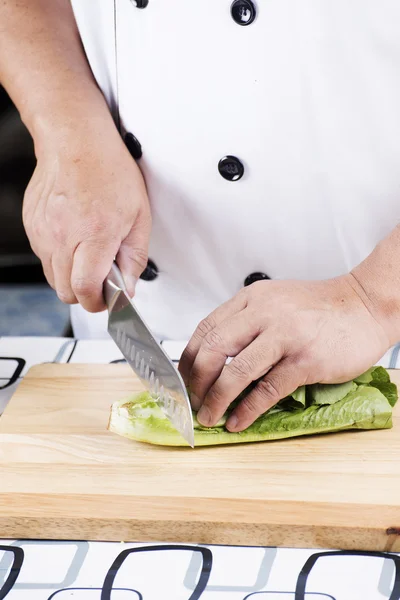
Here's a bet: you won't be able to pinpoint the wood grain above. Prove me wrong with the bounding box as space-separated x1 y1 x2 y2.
0 363 399 549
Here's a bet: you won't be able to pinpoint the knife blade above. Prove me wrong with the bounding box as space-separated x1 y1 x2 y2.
104 262 195 448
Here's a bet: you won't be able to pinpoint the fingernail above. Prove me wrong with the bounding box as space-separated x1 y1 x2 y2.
124 275 137 298
226 414 238 431
190 394 202 411
197 405 211 426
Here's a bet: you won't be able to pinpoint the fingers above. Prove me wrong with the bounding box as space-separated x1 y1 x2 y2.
40 255 56 291
188 311 261 410
116 210 151 297
196 337 282 427
225 356 306 432
71 238 119 312
36 211 150 310
178 291 248 385
48 210 150 308
51 250 77 304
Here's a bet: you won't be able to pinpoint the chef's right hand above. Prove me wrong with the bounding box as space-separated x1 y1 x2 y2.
22 115 151 313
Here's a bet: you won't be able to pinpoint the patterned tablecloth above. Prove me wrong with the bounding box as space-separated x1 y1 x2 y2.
0 336 399 600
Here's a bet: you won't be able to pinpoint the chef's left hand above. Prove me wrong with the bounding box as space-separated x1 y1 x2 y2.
178 275 391 432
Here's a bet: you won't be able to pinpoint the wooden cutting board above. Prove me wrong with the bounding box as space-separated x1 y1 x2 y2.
0 363 400 551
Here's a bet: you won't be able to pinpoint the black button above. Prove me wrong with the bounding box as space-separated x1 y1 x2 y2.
132 0 149 7
124 132 142 160
231 0 256 26
140 259 158 282
218 156 244 181
244 272 270 287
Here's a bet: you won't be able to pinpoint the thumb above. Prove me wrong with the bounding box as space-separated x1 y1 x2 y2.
116 210 151 296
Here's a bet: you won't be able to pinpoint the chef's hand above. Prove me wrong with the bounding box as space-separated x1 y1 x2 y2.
22 116 151 313
179 275 391 432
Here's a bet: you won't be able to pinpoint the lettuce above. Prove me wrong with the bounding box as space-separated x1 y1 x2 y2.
108 367 398 447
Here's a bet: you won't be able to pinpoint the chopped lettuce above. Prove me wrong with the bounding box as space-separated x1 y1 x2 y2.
108 367 398 447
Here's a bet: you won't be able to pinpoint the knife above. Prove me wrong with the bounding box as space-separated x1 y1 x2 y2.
104 262 195 448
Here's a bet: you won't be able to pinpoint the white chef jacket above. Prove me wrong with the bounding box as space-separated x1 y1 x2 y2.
69 0 400 342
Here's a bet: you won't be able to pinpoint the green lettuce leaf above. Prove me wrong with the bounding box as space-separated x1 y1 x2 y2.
280 385 306 409
355 366 389 385
354 366 398 407
369 381 398 408
309 381 357 405
108 367 397 447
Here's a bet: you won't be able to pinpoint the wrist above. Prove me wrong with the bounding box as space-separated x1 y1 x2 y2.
22 79 117 154
348 264 400 348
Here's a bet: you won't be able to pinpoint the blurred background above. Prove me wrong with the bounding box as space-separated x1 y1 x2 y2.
0 85 71 336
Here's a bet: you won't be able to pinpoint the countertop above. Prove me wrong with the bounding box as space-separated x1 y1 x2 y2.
0 335 399 600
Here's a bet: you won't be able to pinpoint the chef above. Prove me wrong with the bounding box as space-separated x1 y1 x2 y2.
1 0 400 433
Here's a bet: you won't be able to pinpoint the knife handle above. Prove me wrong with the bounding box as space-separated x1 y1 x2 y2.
104 262 127 310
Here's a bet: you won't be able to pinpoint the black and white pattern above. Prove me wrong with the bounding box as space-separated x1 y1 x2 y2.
1 541 400 599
